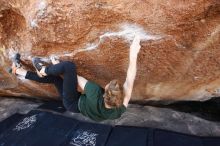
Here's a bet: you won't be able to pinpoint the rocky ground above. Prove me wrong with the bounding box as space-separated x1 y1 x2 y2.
1 96 220 137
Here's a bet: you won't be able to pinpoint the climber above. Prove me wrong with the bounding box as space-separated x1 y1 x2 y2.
11 35 141 121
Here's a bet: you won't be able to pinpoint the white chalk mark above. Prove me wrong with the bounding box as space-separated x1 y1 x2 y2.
37 1 47 17
30 0 47 28
68 43 102 56
101 24 161 42
38 1 47 11
70 130 98 146
23 23 162 62
59 23 162 58
30 19 39 28
13 115 37 131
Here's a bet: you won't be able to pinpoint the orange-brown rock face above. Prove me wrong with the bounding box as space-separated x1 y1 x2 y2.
0 0 220 102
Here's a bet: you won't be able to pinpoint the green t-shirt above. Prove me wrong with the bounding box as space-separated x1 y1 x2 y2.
78 81 126 121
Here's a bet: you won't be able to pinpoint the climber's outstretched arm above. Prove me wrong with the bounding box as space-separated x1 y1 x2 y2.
123 35 141 107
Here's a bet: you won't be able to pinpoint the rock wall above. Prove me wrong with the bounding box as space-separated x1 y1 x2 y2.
0 0 220 102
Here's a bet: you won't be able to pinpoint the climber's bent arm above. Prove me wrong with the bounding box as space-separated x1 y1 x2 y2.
77 75 88 91
123 35 141 107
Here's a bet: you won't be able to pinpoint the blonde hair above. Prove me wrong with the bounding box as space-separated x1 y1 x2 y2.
103 79 123 108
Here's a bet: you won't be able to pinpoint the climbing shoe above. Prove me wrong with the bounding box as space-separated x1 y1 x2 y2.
32 57 46 72
9 53 22 74
12 53 21 67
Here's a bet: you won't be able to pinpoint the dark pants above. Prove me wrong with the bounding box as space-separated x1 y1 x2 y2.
25 61 80 113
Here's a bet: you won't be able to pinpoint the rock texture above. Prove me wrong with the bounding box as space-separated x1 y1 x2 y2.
0 0 220 101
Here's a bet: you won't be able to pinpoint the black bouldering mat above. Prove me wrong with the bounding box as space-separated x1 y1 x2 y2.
106 126 148 146
0 111 78 146
37 101 66 113
0 110 220 146
63 121 112 146
202 137 220 146
0 110 112 146
17 111 79 146
153 129 203 146
0 111 47 145
0 113 24 135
